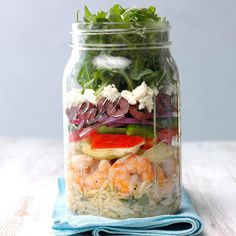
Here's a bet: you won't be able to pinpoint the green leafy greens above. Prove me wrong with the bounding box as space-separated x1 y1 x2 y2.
75 5 175 93
82 5 161 24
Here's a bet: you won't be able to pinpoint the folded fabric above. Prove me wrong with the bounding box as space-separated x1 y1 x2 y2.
52 178 203 236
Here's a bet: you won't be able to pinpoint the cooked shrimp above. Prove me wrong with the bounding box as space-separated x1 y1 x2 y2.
110 155 154 195
70 155 98 188
85 160 111 189
71 155 98 174
70 155 111 189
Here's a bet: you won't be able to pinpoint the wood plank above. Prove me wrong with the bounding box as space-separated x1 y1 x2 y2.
182 142 236 236
0 137 64 236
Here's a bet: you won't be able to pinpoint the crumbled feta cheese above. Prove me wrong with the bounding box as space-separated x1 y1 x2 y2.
102 84 120 102
102 82 156 112
121 90 137 105
66 89 85 108
83 89 97 105
164 84 176 96
138 96 154 113
66 89 97 108
132 82 154 112
132 82 149 100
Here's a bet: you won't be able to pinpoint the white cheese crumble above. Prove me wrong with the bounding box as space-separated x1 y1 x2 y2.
83 89 97 105
66 81 173 112
103 82 156 112
121 90 137 105
66 89 84 108
66 89 97 108
132 82 154 112
102 84 120 102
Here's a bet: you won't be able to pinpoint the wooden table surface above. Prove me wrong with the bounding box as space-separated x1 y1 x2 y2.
0 137 235 236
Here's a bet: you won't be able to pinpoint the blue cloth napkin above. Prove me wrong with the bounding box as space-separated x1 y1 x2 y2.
52 178 203 236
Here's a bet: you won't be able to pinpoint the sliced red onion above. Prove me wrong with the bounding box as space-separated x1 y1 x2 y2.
109 114 178 126
114 118 154 125
71 119 83 125
79 115 125 138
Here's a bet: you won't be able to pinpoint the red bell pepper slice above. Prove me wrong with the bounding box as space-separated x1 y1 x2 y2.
91 134 145 149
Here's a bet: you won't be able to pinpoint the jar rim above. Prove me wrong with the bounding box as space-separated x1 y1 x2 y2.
71 20 171 50
72 20 171 35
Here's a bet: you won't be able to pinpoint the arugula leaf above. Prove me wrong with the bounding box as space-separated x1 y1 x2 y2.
82 5 161 24
93 69 112 95
109 5 127 27
115 70 134 91
121 7 160 23
130 68 154 81
143 68 166 87
83 5 94 22
76 5 172 94
109 14 123 23
109 4 125 16
147 6 156 15
95 10 108 22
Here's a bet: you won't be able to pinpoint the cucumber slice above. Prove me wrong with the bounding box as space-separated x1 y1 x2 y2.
97 126 126 134
126 124 154 138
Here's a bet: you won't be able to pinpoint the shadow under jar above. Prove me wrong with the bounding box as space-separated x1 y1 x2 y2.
63 21 181 219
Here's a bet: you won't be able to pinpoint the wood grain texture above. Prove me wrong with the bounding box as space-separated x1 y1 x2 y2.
182 142 236 236
0 137 235 235
0 137 64 236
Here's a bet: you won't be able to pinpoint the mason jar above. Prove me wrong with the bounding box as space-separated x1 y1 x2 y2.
63 21 181 219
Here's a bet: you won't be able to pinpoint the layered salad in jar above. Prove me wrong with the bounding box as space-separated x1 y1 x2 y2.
64 5 181 219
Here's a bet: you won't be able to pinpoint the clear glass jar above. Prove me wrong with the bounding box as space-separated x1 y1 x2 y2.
63 21 181 219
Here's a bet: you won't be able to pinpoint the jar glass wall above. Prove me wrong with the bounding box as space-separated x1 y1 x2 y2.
63 22 181 219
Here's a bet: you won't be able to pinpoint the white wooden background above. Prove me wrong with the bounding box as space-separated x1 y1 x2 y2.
0 137 235 236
